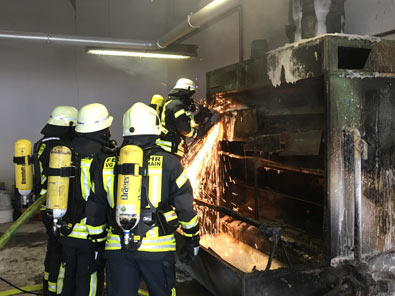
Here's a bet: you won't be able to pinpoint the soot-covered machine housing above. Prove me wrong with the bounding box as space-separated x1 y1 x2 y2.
184 35 395 296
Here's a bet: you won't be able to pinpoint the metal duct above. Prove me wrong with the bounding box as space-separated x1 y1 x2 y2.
157 0 240 48
0 0 240 50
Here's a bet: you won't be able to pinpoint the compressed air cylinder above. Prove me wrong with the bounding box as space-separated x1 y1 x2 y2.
46 146 72 220
150 94 164 115
116 145 143 244
14 139 33 198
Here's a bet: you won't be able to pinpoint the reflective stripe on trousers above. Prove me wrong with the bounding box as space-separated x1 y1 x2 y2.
89 271 97 296
57 263 65 295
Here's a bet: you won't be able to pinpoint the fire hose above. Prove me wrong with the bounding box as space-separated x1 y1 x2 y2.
194 198 291 270
0 194 46 250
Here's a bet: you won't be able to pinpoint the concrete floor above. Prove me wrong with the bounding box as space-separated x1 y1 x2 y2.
0 219 213 296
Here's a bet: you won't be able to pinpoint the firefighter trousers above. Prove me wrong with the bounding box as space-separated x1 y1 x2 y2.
106 251 176 296
42 210 64 295
43 235 64 295
60 242 104 296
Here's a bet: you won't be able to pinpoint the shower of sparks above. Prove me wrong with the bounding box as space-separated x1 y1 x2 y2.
185 122 221 191
183 121 223 235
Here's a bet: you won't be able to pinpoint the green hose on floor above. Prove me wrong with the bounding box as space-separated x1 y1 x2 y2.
0 194 46 250
0 284 43 296
0 283 149 296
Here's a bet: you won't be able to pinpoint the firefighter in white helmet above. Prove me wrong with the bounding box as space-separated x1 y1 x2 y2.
31 105 78 295
156 78 200 158
56 103 115 296
86 102 199 295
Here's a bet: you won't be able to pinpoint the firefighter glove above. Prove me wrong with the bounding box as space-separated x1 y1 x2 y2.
179 235 200 265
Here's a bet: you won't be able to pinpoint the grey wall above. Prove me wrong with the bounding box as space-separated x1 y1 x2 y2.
0 0 170 189
0 0 290 190
1 0 394 190
344 0 395 38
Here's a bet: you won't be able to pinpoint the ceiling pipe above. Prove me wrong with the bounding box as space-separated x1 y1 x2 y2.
157 0 240 48
0 31 157 50
0 0 240 50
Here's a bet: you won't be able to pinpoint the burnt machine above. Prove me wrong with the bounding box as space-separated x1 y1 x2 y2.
184 34 395 296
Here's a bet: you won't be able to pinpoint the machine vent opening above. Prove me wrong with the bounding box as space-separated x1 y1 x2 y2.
337 46 371 69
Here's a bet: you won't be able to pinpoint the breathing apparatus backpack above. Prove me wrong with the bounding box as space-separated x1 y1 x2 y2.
111 145 179 251
45 145 75 234
13 139 34 206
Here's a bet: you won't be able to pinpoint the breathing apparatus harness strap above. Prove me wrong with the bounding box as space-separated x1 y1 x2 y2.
12 156 34 165
46 166 76 177
116 163 147 176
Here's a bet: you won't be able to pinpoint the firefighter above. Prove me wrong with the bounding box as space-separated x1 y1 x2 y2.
32 105 78 296
156 78 199 158
58 103 114 296
86 102 200 296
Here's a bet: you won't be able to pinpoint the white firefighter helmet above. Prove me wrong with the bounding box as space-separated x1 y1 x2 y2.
75 103 113 133
47 106 78 127
123 102 161 136
173 78 196 92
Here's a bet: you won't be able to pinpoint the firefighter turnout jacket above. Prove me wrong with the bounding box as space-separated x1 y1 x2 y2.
86 143 199 256
156 96 198 158
57 134 112 296
58 135 110 243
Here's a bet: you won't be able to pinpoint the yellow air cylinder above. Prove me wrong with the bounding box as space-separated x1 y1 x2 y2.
14 139 33 198
116 145 143 244
46 146 72 221
150 94 164 115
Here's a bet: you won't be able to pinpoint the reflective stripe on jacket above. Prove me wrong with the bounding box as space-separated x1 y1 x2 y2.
63 158 94 240
157 98 196 157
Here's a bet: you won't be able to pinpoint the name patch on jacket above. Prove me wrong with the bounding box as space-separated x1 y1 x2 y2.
148 156 163 168
105 156 116 169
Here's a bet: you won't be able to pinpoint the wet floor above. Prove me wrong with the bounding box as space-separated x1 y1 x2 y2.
0 219 213 296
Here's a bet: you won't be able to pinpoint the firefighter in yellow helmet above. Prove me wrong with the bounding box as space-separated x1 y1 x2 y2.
54 103 115 296
29 106 78 296
156 78 199 158
85 102 199 295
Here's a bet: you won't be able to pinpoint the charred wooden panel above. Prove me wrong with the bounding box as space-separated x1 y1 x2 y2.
221 109 257 142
